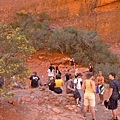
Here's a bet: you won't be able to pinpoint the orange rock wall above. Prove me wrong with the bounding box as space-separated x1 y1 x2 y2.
0 0 120 43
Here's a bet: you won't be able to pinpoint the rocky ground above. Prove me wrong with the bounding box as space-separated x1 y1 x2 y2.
0 86 120 120
0 50 120 120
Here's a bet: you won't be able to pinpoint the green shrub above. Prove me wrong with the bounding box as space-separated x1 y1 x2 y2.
48 27 119 67
10 12 51 51
0 24 34 78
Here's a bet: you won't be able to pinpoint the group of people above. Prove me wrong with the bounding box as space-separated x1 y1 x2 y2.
29 63 120 120
29 64 63 94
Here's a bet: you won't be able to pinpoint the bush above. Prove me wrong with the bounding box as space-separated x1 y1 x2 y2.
48 27 119 67
10 12 51 51
0 24 34 79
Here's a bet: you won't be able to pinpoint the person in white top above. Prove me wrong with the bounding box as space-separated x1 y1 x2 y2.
47 64 55 82
74 73 83 105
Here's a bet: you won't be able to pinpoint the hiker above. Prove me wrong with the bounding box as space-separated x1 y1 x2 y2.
0 76 4 88
66 75 81 107
55 66 62 77
65 69 71 82
89 63 94 73
54 74 63 94
82 72 96 120
75 68 79 78
47 77 56 91
70 58 75 69
47 64 55 82
29 72 41 88
106 72 120 120
96 71 105 105
74 73 83 105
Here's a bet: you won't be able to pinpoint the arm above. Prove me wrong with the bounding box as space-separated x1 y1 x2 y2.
67 84 75 91
82 81 86 91
61 80 64 87
96 77 99 85
29 76 32 80
101 76 104 84
107 88 113 102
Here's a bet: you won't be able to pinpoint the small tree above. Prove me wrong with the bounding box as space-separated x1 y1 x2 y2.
0 24 35 79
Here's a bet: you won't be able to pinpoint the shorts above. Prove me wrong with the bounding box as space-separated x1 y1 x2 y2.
84 93 95 107
108 97 118 110
98 84 104 95
73 90 81 99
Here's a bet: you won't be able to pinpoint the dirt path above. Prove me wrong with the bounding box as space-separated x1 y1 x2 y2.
1 51 120 120
26 51 120 120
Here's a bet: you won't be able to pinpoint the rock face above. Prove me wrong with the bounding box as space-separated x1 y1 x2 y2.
0 0 120 42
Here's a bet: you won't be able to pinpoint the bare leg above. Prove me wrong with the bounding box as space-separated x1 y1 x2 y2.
76 98 79 104
112 109 117 119
99 94 104 105
90 106 95 119
84 106 88 117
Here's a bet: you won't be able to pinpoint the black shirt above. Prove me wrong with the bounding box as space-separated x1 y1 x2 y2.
109 79 120 98
30 75 40 88
65 73 71 82
48 82 55 91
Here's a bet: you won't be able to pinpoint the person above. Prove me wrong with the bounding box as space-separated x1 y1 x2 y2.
47 64 55 82
89 63 94 73
29 72 41 88
54 74 64 94
47 77 56 91
96 71 105 105
106 72 120 120
70 58 75 69
75 68 79 78
65 69 71 82
82 72 96 120
55 66 61 77
66 75 81 107
74 73 83 105
0 76 4 88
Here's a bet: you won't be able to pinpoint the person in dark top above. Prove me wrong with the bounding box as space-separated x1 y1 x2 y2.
107 72 120 120
65 69 71 82
89 63 94 73
29 72 41 88
70 58 75 69
55 66 61 77
66 75 81 107
0 76 4 88
48 77 55 91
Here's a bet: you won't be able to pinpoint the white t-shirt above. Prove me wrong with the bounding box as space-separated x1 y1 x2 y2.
47 69 54 77
74 78 82 89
